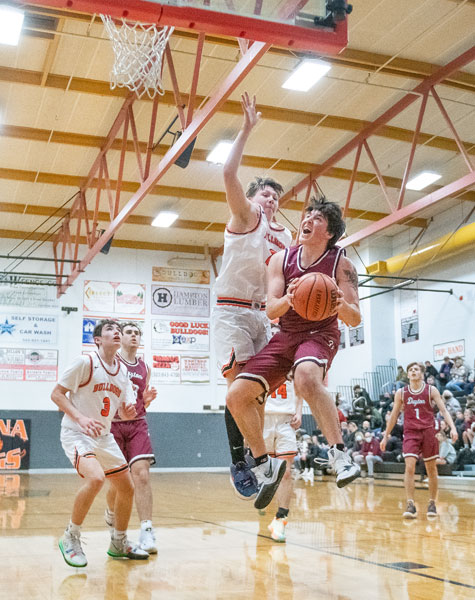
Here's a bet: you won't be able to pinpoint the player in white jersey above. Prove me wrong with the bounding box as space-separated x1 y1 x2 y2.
263 380 302 542
51 319 149 568
211 92 292 502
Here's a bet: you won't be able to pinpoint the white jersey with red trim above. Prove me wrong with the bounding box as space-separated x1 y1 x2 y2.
214 208 292 306
265 380 296 415
59 352 135 434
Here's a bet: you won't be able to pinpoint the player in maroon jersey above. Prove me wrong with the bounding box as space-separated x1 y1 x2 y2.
381 362 457 518
226 197 362 509
105 322 158 553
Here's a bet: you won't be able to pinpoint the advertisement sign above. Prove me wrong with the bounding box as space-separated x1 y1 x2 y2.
152 267 210 285
83 281 115 312
0 348 58 382
433 339 465 362
151 355 180 384
82 317 145 346
0 314 57 346
0 419 31 470
180 356 210 383
349 323 364 347
84 281 146 314
151 319 209 352
114 283 146 314
151 285 210 317
0 283 58 309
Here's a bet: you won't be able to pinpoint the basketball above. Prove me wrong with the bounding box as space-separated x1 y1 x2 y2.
292 273 339 321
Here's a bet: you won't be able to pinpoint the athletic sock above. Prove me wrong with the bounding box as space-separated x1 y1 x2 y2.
141 520 153 530
276 507 289 519
68 521 81 534
113 529 126 540
333 443 345 452
225 406 245 464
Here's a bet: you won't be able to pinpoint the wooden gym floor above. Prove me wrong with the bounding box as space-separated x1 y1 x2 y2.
0 472 474 599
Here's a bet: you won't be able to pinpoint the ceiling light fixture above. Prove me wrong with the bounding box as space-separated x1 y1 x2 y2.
282 59 331 92
152 211 179 228
206 141 233 164
406 172 442 191
0 6 24 46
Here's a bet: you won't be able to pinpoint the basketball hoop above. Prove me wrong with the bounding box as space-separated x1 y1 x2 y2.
101 15 174 99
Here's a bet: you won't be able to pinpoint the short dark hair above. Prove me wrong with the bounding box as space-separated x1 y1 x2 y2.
245 176 283 200
406 361 425 374
305 196 345 247
120 321 142 336
93 319 119 339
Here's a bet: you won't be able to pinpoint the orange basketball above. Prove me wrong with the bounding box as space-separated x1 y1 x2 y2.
292 272 339 321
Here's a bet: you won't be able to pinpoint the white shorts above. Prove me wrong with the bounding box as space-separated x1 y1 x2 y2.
60 427 128 478
263 413 298 458
212 305 271 376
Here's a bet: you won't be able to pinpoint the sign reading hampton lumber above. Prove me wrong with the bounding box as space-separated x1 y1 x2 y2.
151 285 210 317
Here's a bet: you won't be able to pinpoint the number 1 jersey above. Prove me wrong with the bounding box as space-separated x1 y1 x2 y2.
402 383 435 431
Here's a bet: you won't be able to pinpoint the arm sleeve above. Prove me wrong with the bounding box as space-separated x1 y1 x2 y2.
58 355 91 393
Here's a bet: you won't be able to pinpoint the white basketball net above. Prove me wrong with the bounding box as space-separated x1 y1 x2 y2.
101 15 174 99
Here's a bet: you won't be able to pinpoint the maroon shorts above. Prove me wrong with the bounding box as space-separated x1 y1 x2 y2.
403 427 438 461
237 328 339 398
110 418 155 467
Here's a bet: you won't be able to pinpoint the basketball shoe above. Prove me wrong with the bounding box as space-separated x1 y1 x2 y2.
107 536 149 560
252 457 286 510
139 521 158 554
427 500 437 517
230 461 259 500
268 517 287 543
403 500 417 518
327 447 360 488
59 529 88 568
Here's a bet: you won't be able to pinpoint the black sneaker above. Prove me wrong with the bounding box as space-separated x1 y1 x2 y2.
427 500 437 517
252 457 286 510
230 461 258 500
403 500 417 519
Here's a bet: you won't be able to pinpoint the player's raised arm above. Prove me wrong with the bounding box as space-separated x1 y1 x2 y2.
380 389 403 451
431 386 458 443
223 93 261 230
335 255 361 327
266 250 295 320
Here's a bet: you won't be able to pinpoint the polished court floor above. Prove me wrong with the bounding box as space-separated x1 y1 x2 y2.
0 471 474 599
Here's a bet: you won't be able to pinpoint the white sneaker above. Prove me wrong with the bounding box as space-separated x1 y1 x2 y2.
59 529 87 568
252 457 287 510
107 536 149 560
139 526 158 554
268 517 287 542
328 447 360 488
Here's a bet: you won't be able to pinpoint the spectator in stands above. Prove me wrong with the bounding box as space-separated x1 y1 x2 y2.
395 365 409 390
426 374 442 393
462 408 475 449
353 431 383 478
441 389 461 415
361 419 371 434
340 421 351 446
454 409 465 449
380 412 403 461
464 367 475 396
344 421 359 454
297 434 314 481
445 357 468 393
336 392 351 418
424 360 439 382
378 392 394 422
438 356 453 385
336 396 347 423
435 430 456 466
363 405 383 432
353 385 372 407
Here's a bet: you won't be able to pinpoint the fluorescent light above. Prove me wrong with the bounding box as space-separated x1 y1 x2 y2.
152 211 178 228
282 59 331 92
0 6 24 46
206 141 233 164
406 172 442 191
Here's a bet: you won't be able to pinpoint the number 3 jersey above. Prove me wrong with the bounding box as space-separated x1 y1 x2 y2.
402 383 435 431
59 352 135 434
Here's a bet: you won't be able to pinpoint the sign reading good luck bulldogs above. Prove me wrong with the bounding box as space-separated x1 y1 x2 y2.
151 319 209 352
151 285 210 317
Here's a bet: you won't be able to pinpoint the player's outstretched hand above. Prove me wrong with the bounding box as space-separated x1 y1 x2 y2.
144 385 158 409
119 402 137 421
286 278 300 308
241 92 261 132
379 436 387 452
78 415 104 438
450 428 458 443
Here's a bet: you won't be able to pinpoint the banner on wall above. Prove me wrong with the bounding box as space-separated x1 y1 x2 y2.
180 356 210 383
83 281 146 314
401 316 419 343
0 419 31 470
0 283 58 309
151 319 209 352
433 339 465 362
0 348 58 382
82 317 145 346
0 314 57 346
349 322 364 347
151 285 210 317
151 355 181 384
152 267 210 285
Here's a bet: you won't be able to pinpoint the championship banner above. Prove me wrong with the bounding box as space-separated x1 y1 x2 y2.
152 267 210 285
151 319 209 352
82 317 145 346
0 348 58 382
151 354 180 384
151 285 210 317
0 313 57 346
0 283 58 309
0 419 31 470
180 356 210 383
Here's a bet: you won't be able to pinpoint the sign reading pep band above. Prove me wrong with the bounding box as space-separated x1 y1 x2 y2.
151 285 210 317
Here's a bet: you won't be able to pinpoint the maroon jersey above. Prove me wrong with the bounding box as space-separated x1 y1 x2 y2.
279 244 345 334
116 354 149 420
402 383 435 430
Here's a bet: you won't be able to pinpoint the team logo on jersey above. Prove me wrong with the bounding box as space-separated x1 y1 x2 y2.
407 397 425 406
